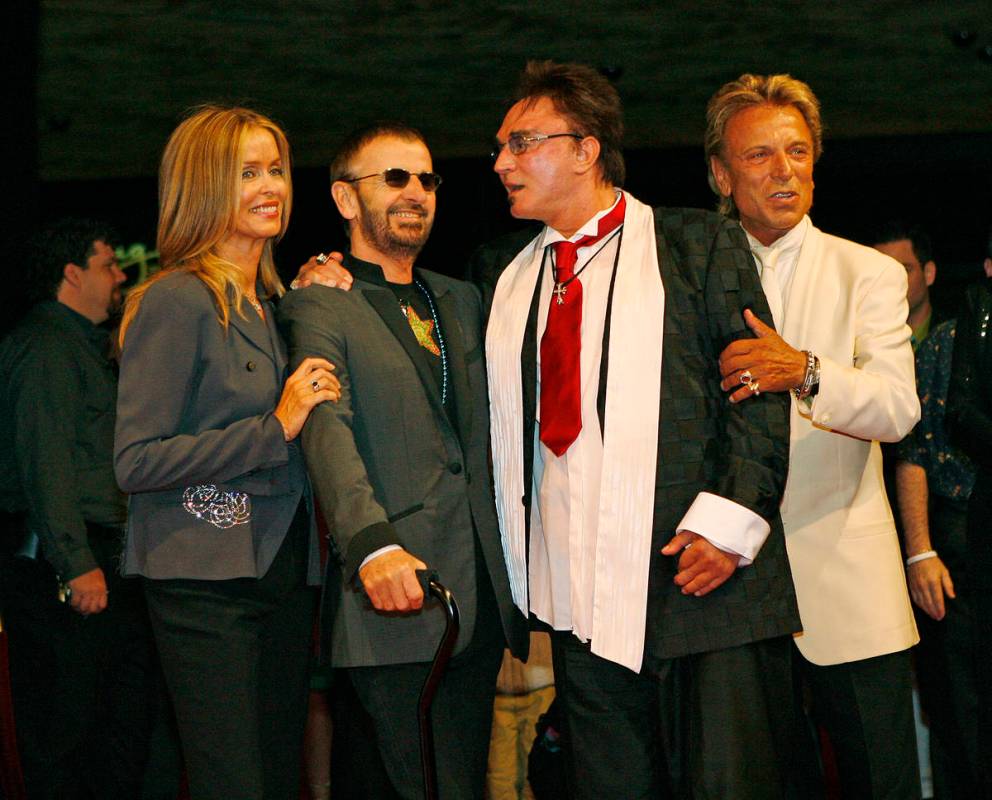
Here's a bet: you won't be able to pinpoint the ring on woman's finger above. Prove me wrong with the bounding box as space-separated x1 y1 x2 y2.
311 379 320 393
315 253 329 265
739 369 753 386
750 380 761 396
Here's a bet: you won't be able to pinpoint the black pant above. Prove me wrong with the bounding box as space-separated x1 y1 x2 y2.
328 671 401 800
966 474 992 799
0 525 156 800
549 631 796 800
144 515 315 800
346 559 505 800
796 648 921 799
915 497 980 799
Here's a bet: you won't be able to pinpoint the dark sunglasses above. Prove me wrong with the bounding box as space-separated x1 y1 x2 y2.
343 168 443 192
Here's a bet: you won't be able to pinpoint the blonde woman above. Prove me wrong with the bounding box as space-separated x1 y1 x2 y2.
114 105 338 799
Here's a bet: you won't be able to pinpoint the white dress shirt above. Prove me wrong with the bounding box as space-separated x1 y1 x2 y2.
529 196 624 638
744 215 811 330
530 197 770 641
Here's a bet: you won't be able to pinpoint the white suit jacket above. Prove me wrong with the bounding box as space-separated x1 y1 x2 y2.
776 221 920 665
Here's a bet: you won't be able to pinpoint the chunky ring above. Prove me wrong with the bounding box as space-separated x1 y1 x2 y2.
750 380 761 396
311 379 320 393
739 369 753 386
315 253 330 265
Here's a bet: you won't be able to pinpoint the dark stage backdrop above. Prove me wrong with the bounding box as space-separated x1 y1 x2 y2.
22 130 992 333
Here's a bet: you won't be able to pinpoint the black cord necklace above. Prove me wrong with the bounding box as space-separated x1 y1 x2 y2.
549 226 624 305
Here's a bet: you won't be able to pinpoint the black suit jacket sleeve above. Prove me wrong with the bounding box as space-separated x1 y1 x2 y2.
703 215 790 524
465 225 541 324
948 279 992 469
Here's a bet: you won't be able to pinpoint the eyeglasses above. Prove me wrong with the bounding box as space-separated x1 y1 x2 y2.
343 168 443 192
490 132 583 161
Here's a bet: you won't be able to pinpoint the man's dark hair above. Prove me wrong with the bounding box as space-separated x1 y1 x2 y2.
872 220 934 267
511 60 625 187
27 217 118 304
329 121 428 183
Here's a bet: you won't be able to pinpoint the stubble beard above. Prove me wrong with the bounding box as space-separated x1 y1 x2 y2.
358 198 432 260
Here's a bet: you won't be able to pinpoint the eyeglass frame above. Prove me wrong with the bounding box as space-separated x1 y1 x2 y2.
341 168 443 192
490 132 584 162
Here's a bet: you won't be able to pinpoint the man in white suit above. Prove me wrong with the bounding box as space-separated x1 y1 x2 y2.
707 74 922 798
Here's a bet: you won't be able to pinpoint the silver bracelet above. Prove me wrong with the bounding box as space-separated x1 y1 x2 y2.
793 350 816 400
905 550 938 567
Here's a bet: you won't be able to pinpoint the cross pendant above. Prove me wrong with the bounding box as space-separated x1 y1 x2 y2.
553 283 568 305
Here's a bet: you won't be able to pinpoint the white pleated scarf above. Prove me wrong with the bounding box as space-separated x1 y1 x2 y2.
486 191 664 672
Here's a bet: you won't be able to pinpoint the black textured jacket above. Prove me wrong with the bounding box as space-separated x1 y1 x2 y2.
467 206 801 672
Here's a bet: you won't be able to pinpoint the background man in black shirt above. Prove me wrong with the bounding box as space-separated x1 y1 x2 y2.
0 218 155 798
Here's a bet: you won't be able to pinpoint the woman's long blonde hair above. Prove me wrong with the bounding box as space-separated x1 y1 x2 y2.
119 105 292 345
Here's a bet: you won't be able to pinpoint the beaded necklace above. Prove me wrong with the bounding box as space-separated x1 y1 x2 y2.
399 279 448 405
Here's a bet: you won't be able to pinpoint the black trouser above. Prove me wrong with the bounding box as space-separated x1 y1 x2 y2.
966 474 992 799
549 631 796 800
328 672 402 800
346 554 505 800
796 648 921 799
144 511 315 800
915 497 980 799
0 522 156 800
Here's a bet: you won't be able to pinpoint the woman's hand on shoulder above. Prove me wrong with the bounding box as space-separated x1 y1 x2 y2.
274 357 341 441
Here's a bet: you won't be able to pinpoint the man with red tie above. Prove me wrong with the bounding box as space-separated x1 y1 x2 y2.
471 60 802 799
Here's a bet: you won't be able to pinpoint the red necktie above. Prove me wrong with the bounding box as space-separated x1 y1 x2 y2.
540 195 626 457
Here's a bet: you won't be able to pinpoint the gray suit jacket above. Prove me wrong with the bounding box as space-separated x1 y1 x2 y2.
278 256 527 668
115 271 317 582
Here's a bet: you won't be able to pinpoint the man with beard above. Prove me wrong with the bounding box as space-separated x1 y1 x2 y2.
0 218 156 797
279 123 527 799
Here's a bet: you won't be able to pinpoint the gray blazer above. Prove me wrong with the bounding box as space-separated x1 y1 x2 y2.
115 271 317 582
278 257 527 668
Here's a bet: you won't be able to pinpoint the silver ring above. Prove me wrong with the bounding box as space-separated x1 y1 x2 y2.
311 379 320 393
750 380 761 396
739 369 753 386
315 253 329 265
683 541 694 550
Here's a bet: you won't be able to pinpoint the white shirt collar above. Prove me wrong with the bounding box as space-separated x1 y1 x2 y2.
540 190 624 249
744 215 810 272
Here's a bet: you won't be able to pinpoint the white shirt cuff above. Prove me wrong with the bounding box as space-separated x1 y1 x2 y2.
676 491 772 566
359 544 403 571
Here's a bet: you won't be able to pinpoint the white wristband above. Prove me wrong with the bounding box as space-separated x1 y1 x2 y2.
905 550 937 567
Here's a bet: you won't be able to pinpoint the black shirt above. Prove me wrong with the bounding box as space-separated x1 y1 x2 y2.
343 253 451 415
0 301 125 579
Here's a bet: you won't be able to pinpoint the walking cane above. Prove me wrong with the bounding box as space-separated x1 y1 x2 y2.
416 571 460 800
